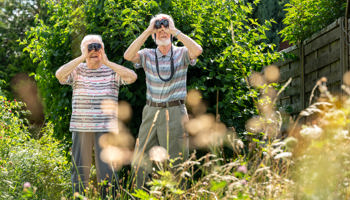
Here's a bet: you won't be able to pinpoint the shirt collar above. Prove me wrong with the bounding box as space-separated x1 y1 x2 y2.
155 44 174 58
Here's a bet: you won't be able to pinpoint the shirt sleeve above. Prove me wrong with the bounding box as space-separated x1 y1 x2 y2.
116 73 127 86
59 64 80 85
182 47 197 66
134 49 148 69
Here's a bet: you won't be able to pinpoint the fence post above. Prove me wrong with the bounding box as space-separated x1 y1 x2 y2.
340 17 348 88
300 42 305 111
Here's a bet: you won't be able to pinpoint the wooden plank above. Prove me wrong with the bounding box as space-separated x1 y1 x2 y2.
304 72 318 92
328 81 341 94
280 61 302 82
281 68 300 82
291 77 301 87
318 45 329 55
304 92 314 108
330 39 340 52
328 71 342 85
305 48 340 73
292 102 302 114
283 86 300 97
280 97 291 106
330 60 340 73
304 26 341 55
279 63 290 82
305 51 317 61
318 65 331 78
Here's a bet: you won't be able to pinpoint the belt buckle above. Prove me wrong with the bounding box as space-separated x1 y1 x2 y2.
166 102 170 107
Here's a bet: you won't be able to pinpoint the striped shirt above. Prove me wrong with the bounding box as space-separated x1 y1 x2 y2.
60 63 123 132
135 45 196 103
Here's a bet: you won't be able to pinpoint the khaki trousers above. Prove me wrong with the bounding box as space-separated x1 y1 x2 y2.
133 104 189 189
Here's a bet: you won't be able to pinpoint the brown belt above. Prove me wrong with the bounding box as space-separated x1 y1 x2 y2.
146 100 184 108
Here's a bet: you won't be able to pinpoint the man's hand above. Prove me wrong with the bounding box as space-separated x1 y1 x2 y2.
146 19 157 36
167 19 178 36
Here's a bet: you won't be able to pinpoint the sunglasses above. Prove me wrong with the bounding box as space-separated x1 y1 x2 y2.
87 43 102 52
154 19 169 29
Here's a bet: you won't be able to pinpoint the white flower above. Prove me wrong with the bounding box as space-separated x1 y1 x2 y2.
334 129 349 140
274 152 292 159
149 146 168 162
300 125 323 139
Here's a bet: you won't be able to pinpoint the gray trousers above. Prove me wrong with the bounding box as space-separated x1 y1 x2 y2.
71 132 118 194
133 104 189 189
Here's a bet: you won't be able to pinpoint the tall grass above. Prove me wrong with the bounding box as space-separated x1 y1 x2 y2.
3 68 350 199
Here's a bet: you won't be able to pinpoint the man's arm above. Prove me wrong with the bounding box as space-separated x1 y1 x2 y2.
102 49 137 84
55 55 84 83
168 21 203 59
124 21 156 63
174 31 203 60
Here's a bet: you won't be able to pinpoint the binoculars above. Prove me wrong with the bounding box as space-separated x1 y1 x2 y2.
154 19 169 29
87 43 102 52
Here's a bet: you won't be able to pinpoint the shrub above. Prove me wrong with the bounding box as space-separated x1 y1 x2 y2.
22 0 281 142
0 96 70 199
0 95 30 156
280 0 346 45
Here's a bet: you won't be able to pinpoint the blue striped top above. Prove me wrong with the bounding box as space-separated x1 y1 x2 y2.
135 45 196 103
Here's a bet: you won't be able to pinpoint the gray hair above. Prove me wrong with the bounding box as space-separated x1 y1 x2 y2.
150 14 175 42
150 13 175 27
80 34 104 52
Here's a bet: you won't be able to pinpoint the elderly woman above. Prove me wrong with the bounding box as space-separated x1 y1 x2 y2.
56 34 137 197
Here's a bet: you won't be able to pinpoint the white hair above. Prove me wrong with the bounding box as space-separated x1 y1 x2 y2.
150 13 175 27
150 14 175 44
80 34 104 52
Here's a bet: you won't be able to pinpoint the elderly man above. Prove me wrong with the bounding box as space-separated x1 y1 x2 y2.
124 13 202 189
55 34 137 196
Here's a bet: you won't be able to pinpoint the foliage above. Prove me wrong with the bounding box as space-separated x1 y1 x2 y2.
248 0 289 49
0 96 30 156
280 0 346 45
169 0 281 132
22 0 281 141
0 96 70 199
0 80 4 96
0 0 42 98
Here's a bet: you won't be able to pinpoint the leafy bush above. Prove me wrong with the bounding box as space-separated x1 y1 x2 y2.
0 0 39 98
0 95 30 156
22 0 281 142
280 0 346 45
0 96 70 199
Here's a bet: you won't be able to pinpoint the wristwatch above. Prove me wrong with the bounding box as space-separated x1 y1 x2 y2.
174 30 181 37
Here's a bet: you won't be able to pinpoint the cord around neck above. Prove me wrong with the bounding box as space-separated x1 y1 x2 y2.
154 34 175 82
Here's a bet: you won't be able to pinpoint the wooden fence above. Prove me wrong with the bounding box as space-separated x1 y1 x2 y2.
276 17 350 115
